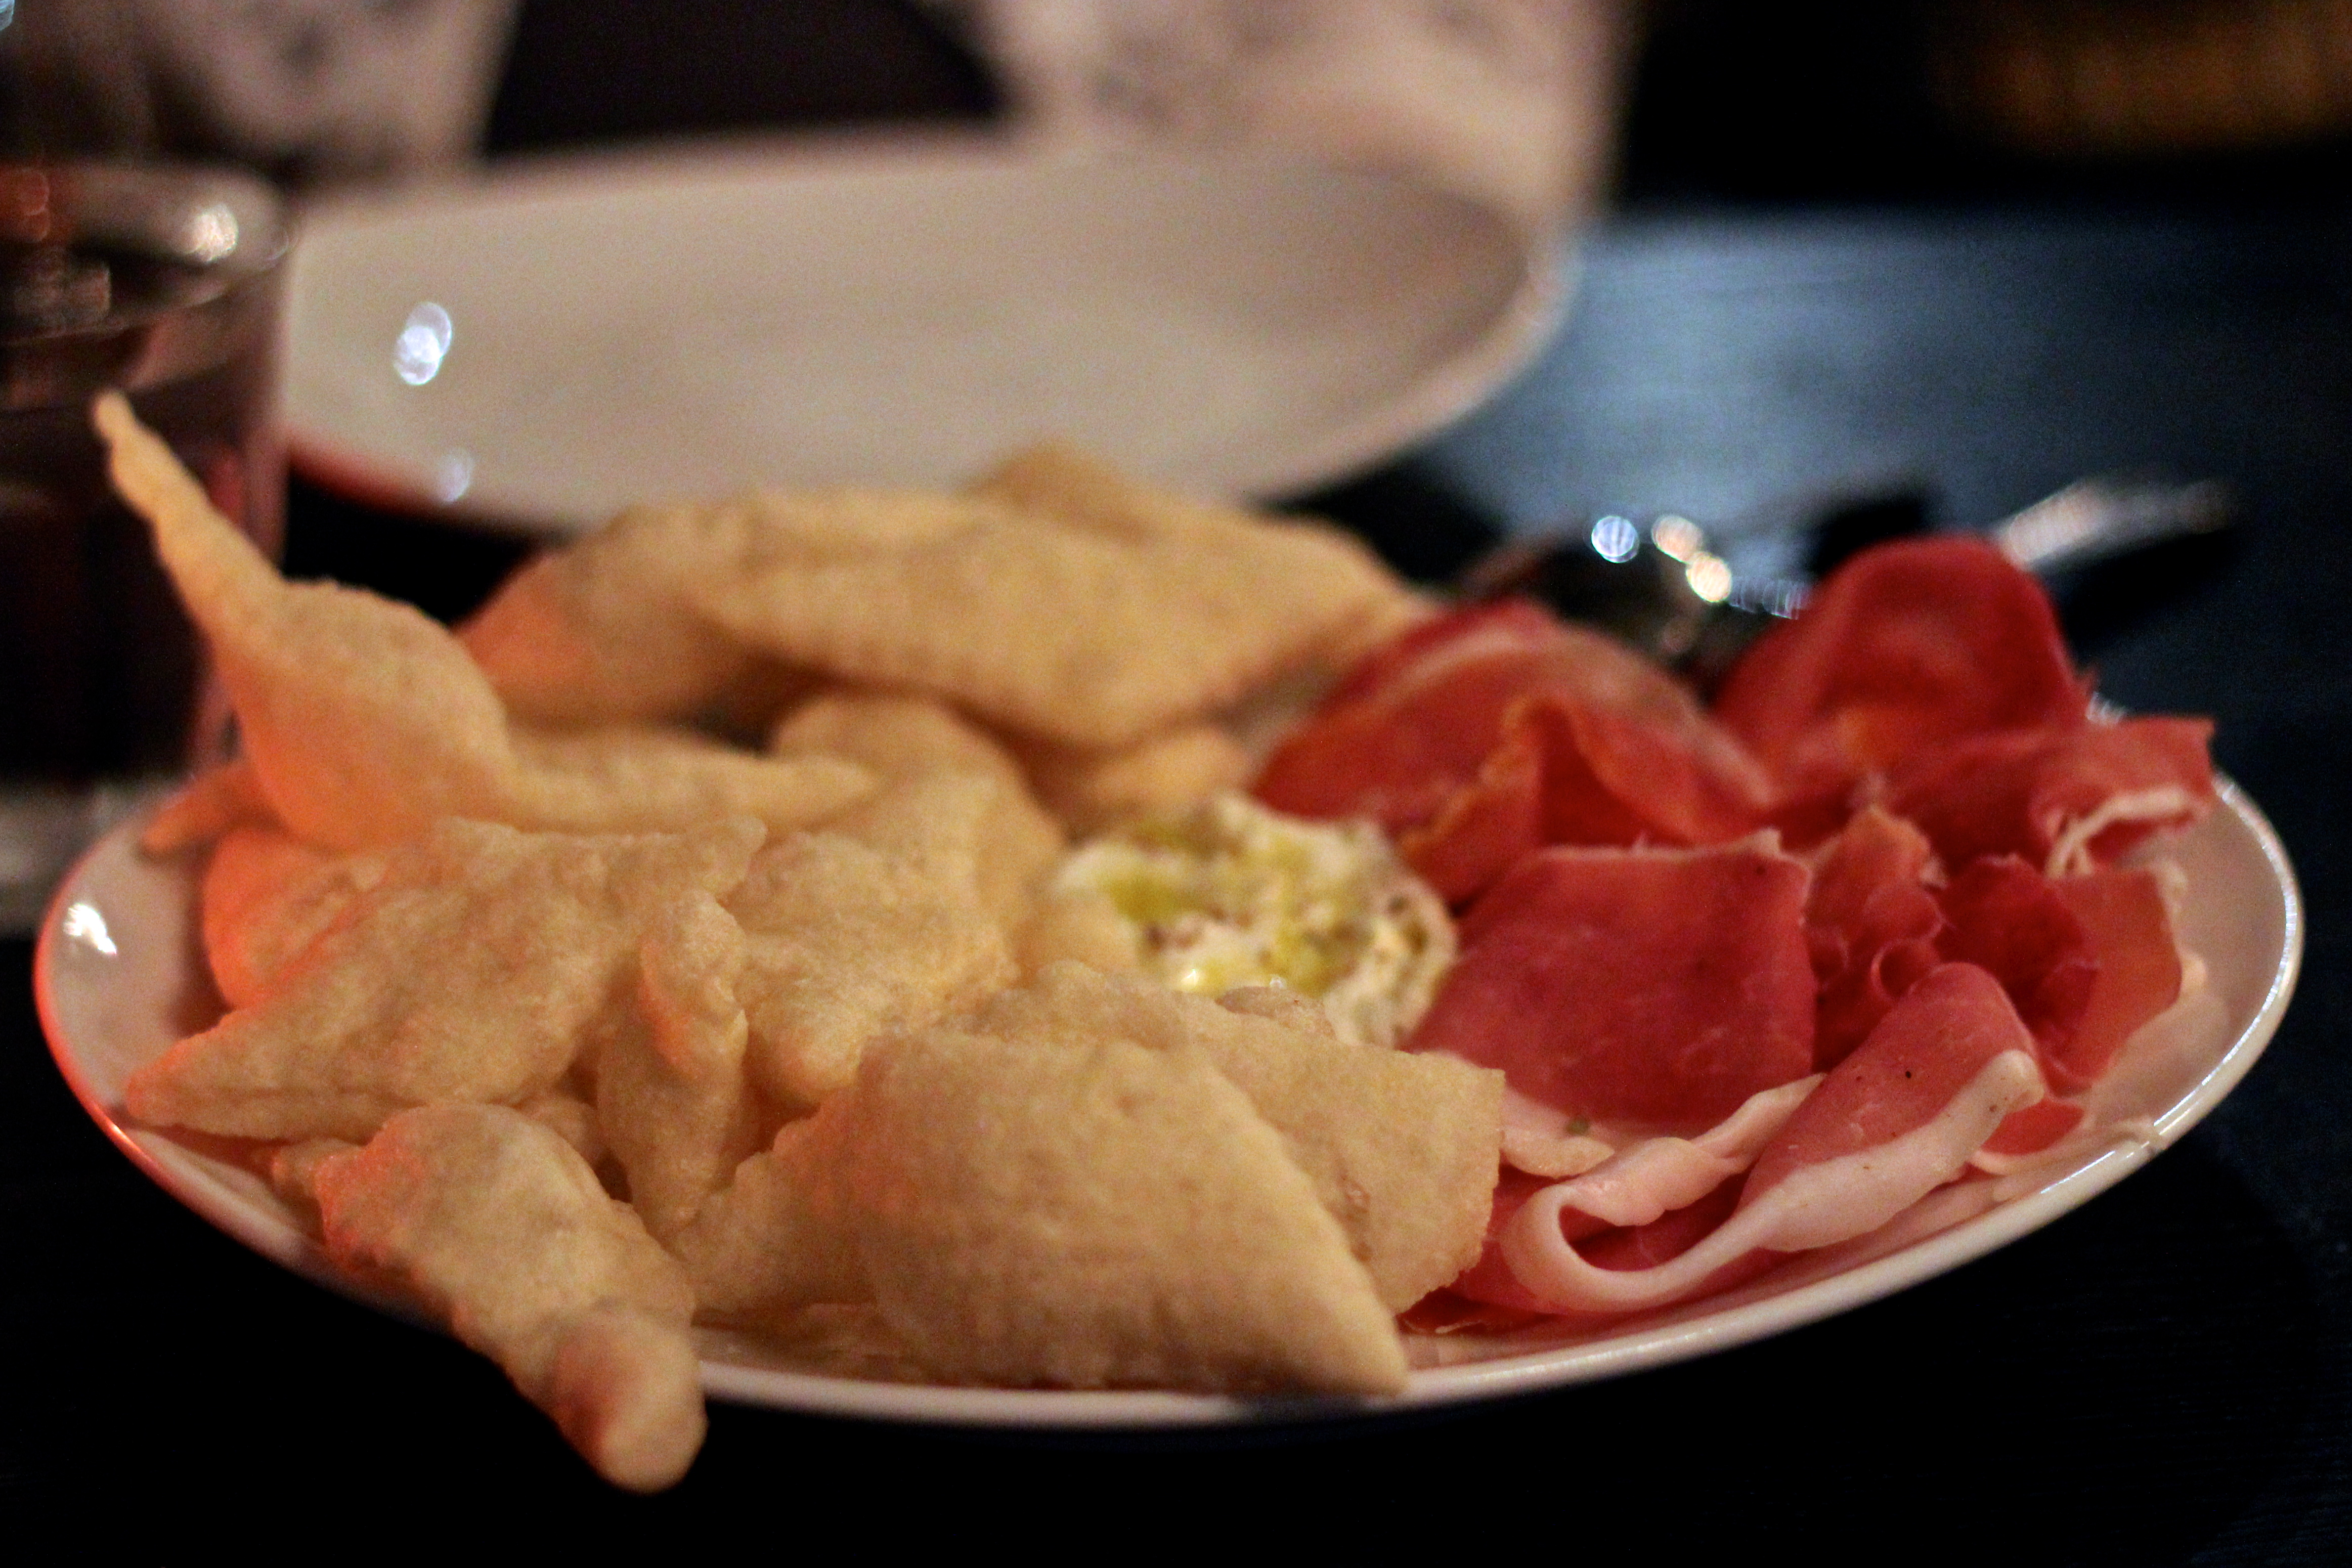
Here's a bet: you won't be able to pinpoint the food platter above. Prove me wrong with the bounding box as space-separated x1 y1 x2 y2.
35 781 2299 1428
284 135 1564 534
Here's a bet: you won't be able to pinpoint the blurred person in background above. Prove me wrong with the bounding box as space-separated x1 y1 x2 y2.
0 0 1637 228
0 0 521 183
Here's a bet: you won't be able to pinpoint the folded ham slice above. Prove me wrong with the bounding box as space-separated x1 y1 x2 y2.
1716 537 2093 806
1408 838 1816 1130
1494 964 2045 1315
1255 599 1771 903
1933 855 2099 1065
1803 806 1946 1069
1886 717 2217 878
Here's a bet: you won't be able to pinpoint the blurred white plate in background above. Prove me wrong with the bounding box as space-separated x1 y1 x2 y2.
286 136 1563 534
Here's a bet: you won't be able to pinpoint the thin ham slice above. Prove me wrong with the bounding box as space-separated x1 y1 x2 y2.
1256 599 1569 832
1715 537 2092 802
1804 806 1947 1068
1454 1075 1822 1311
1494 963 2045 1314
2044 866 2185 1093
1886 717 2217 878
1254 598 1771 902
1407 839 1816 1130
1933 855 2098 1064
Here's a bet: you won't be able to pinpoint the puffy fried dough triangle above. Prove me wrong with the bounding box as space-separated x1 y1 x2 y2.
459 489 995 726
977 966 1505 1311
674 1023 1409 1392
310 1105 704 1492
200 827 386 1008
126 817 763 1142
726 774 1023 1107
591 888 763 1242
93 394 871 849
842 1026 1409 1392
97 392 510 843
690 505 1408 751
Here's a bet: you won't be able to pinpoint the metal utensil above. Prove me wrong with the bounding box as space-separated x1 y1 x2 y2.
1459 477 2234 689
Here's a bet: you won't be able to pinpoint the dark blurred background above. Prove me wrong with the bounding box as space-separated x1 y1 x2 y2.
12 2 2352 207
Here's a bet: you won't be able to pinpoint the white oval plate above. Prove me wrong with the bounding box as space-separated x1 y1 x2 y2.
285 135 1563 534
35 785 2299 1427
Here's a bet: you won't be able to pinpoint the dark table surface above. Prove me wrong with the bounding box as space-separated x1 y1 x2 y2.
9 184 2352 1566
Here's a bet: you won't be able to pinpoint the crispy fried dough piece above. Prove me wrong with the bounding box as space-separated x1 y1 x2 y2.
126 817 763 1142
310 1104 704 1492
669 1117 865 1318
142 758 275 853
1012 722 1252 834
837 1025 1409 1392
769 687 1027 791
590 890 763 1240
94 395 872 850
458 441 1414 752
688 497 1410 752
970 440 1256 544
770 695 1067 925
971 440 1432 713
200 827 388 1008
676 989 1417 1392
825 766 1063 932
976 966 1504 1311
1015 888 1143 978
508 724 870 839
458 490 991 727
726 789 1017 1107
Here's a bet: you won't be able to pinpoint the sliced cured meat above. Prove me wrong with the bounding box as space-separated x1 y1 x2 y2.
1447 1168 1594 1314
1741 964 2044 1209
1254 599 1772 902
1933 855 2098 1066
1886 717 2217 877
1325 595 1560 708
1408 840 1816 1129
1255 598 1599 832
1715 537 2092 799
2044 866 2185 1093
1459 1073 1821 1309
1804 806 1946 1069
1576 1176 1768 1282
1980 1096 2086 1158
1391 712 1548 905
1494 963 2044 1314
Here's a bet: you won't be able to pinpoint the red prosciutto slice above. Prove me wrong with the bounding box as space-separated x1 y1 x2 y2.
1408 839 1816 1129
1886 716 2217 877
2045 866 2185 1092
1453 1072 1822 1311
1256 599 1569 831
1254 598 1772 902
1738 964 2044 1215
1715 537 2092 801
1804 806 1947 1068
1933 855 2098 1064
1494 963 2044 1314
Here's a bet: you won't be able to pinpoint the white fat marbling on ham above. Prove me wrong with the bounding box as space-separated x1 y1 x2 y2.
1515 1074 1824 1224
1499 1048 2042 1314
1496 1083 1614 1178
1970 956 2219 1178
2044 785 2203 879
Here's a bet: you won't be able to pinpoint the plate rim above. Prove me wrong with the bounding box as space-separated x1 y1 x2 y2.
282 129 1569 534
33 781 2300 1430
